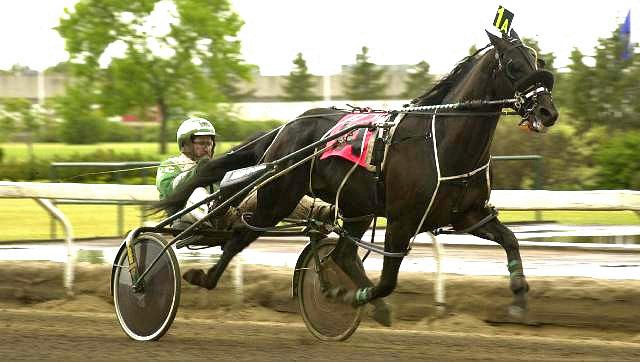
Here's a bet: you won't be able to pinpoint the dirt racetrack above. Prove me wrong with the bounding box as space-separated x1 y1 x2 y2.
1 260 640 361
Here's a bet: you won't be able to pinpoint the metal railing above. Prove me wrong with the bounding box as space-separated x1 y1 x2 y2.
48 162 160 238
45 156 544 237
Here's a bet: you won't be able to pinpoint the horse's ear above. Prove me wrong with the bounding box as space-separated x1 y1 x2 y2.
486 30 508 49
509 28 522 43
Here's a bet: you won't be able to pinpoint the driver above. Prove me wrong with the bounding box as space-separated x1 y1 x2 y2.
156 116 334 230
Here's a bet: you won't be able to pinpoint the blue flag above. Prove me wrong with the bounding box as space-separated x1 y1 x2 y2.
620 10 632 60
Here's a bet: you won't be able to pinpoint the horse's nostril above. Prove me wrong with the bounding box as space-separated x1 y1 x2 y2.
538 107 557 125
540 108 552 119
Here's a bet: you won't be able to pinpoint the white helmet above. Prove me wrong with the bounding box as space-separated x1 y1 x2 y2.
176 117 216 149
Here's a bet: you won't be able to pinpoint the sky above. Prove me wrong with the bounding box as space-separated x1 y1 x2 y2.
0 0 638 75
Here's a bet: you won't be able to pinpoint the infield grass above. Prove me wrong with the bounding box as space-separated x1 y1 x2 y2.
0 199 637 242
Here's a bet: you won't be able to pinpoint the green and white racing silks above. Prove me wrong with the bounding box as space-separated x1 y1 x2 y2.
155 154 198 200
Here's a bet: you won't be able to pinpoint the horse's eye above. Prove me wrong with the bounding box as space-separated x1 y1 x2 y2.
512 61 527 74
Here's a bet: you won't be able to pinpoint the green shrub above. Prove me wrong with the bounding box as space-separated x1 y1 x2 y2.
55 118 285 143
0 149 161 183
0 158 49 180
60 116 108 144
1 118 283 182
103 122 139 142
213 119 283 141
593 131 640 189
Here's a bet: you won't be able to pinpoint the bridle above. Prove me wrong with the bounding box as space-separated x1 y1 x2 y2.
494 42 555 131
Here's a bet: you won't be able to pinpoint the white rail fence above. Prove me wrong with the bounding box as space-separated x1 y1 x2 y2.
1 181 639 298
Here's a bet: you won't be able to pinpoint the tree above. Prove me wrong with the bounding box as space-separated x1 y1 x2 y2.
593 131 640 189
219 70 257 102
559 28 639 133
0 98 43 160
54 86 107 144
490 116 597 190
0 64 37 76
56 0 253 152
44 62 72 76
342 46 387 100
281 53 317 101
402 61 434 99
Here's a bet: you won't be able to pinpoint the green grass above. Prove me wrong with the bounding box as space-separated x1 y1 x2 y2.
499 210 640 225
373 211 639 228
0 199 637 242
1 142 239 162
0 199 163 241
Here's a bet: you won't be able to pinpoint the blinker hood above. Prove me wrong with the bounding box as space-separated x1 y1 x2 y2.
514 69 554 92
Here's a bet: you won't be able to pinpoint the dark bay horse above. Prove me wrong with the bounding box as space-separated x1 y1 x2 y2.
157 29 558 324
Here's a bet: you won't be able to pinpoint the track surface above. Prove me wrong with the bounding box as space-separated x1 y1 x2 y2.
2 307 640 361
2 258 640 361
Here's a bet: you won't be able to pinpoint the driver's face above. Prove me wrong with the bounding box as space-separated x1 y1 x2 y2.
191 135 215 160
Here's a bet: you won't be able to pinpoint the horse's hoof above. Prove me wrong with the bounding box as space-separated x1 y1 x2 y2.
434 303 448 316
508 304 526 319
183 269 207 288
371 300 392 327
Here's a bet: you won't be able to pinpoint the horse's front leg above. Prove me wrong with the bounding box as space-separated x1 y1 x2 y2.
328 220 370 287
471 218 529 316
327 219 393 326
341 221 411 324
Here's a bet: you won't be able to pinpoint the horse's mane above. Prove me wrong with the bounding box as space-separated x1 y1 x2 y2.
410 44 492 106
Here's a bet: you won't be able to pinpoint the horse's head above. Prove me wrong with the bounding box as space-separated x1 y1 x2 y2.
487 29 558 132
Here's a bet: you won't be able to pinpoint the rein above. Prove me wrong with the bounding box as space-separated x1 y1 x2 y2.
400 98 517 113
62 100 520 182
228 98 521 163
62 164 164 181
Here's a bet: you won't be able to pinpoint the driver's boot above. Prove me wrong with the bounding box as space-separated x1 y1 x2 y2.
291 196 335 234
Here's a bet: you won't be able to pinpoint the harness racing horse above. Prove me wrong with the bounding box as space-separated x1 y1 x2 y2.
157 29 558 325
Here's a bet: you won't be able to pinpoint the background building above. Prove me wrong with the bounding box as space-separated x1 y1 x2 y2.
0 65 417 102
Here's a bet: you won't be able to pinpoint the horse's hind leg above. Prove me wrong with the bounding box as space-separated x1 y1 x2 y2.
185 171 307 289
184 195 300 289
471 218 529 316
183 228 261 289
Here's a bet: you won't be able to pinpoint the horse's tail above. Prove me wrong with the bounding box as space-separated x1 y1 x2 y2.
150 130 278 216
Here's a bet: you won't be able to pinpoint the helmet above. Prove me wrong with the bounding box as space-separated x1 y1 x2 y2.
176 117 216 149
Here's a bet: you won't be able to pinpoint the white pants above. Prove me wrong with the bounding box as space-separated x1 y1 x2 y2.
181 187 334 229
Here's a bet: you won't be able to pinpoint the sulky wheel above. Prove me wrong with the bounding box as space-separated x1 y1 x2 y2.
297 238 363 341
112 233 181 341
